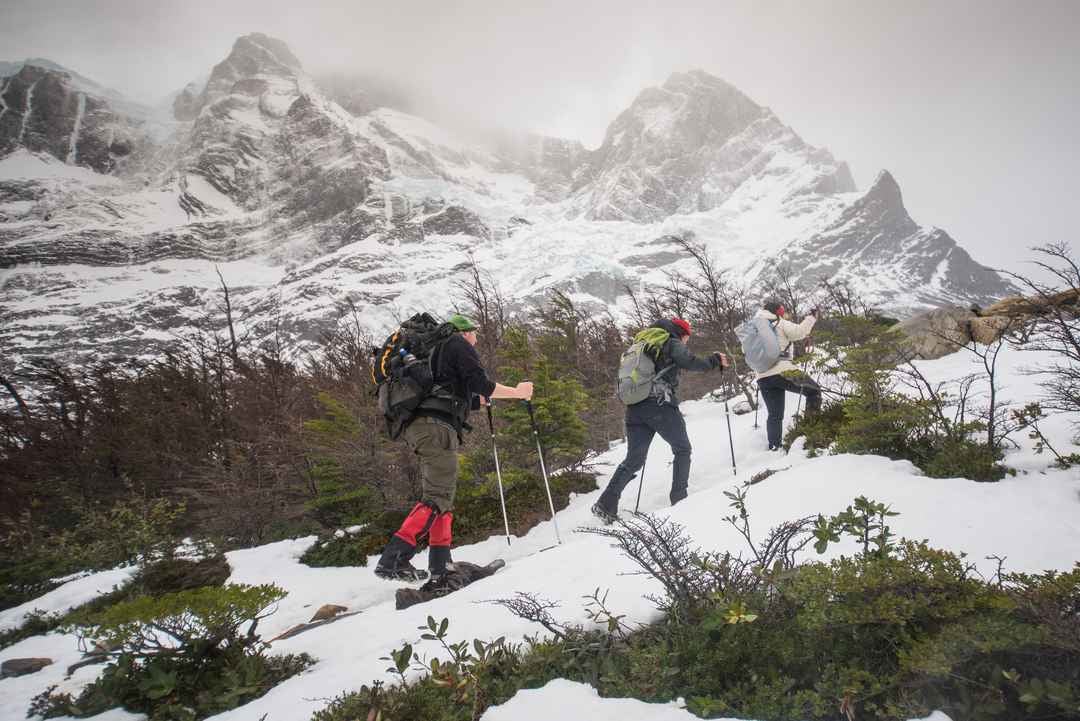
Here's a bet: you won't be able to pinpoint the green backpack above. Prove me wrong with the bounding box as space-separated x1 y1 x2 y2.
616 328 674 406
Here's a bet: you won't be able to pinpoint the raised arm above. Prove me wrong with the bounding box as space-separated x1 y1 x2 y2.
777 313 817 342
668 337 720 372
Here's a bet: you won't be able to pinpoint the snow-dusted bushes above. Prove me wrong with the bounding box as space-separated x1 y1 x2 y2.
312 501 1080 721
787 315 1008 481
31 583 312 720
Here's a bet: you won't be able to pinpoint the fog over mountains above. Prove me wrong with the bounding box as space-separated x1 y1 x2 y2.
0 33 1013 369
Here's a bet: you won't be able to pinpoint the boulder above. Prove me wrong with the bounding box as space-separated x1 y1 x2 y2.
309 604 348 622
895 306 976 360
1 657 53 678
969 315 1013 345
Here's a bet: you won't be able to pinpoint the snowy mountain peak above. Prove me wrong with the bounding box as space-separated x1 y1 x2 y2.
573 68 853 222
225 33 302 75
602 68 764 156
196 33 303 117
839 169 915 234
0 48 1016 372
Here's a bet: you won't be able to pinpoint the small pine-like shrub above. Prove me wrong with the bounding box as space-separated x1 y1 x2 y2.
32 584 312 720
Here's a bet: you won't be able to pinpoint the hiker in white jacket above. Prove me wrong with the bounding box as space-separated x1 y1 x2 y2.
755 299 822 450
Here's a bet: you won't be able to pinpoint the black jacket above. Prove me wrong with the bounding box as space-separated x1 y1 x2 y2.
647 319 719 405
414 333 496 431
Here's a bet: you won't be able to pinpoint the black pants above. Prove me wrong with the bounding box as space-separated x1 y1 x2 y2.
597 401 692 511
757 372 822 448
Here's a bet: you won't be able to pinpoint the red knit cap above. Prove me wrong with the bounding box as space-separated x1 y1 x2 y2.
671 318 692 337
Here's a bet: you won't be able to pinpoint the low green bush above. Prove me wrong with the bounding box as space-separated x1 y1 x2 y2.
783 400 845 454
1 556 230 651
301 530 384 568
31 584 312 720
133 555 231 595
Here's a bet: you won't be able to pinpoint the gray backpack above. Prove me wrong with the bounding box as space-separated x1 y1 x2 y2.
736 316 781 373
616 341 674 405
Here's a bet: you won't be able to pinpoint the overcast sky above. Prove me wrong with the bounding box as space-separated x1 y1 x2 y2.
2 0 1077 272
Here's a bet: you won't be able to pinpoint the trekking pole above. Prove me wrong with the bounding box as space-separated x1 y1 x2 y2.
753 385 760 429
486 403 512 546
794 354 811 418
524 400 562 547
633 447 650 514
724 370 737 476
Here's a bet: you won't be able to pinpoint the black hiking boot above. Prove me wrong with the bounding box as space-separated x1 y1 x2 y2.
375 536 429 583
591 501 618 525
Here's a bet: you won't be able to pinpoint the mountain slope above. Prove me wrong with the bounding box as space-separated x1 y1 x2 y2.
1 37 1014 372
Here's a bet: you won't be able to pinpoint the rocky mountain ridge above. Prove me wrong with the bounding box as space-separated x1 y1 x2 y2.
0 34 1013 372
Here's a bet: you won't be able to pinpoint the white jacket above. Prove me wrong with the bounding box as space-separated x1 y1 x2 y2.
754 308 816 380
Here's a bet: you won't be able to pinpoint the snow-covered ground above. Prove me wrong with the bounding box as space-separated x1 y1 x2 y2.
1 344 1077 721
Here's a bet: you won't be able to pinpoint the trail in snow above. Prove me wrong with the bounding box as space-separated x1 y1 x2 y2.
66 92 86 164
17 79 38 144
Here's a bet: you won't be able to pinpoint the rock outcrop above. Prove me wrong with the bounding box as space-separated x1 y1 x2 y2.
0 65 144 173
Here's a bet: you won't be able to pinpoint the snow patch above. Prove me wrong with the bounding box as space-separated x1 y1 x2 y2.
16 79 38 144
0 565 137 632
65 92 86 164
0 149 118 184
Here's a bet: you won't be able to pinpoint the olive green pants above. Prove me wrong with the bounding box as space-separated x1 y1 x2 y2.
402 416 460 512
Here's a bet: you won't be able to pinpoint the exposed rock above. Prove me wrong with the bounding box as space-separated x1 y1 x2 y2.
422 205 489 238
895 306 976 359
309 603 348 622
968 316 1014 345
172 82 201 121
0 65 144 174
493 132 591 202
1 657 53 678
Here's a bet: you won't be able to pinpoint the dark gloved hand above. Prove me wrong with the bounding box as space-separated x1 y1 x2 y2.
711 351 728 369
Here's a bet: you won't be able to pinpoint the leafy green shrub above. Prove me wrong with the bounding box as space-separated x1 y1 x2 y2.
788 315 1015 482
32 584 312 720
2 556 230 652
301 531 382 568
922 438 1008 481
784 400 845 454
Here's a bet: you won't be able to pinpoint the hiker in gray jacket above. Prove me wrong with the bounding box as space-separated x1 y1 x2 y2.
592 318 729 523
755 300 821 450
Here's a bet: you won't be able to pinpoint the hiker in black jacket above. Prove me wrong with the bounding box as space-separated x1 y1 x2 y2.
375 314 533 583
592 318 729 523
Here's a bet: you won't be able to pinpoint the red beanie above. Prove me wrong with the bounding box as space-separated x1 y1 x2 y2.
671 318 691 337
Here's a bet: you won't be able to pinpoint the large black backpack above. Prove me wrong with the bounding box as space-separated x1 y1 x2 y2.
371 313 456 438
